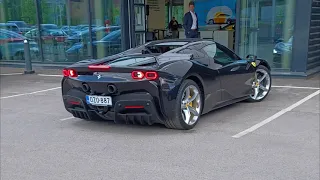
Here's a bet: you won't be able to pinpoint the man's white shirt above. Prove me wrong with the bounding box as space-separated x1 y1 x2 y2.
190 11 197 30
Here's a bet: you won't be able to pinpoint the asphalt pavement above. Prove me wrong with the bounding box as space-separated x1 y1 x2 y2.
1 67 319 180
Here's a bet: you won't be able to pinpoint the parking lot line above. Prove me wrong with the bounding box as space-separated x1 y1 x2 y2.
232 90 320 138
60 117 75 121
272 85 320 90
0 87 61 99
0 73 23 76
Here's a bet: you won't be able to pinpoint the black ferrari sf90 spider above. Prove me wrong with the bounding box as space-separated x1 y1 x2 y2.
61 39 272 130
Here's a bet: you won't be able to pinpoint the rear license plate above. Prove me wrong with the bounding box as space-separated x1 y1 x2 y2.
86 95 112 106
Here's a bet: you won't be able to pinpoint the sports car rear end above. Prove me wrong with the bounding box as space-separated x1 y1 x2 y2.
61 55 171 125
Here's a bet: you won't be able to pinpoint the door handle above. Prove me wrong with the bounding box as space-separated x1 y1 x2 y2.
230 66 240 72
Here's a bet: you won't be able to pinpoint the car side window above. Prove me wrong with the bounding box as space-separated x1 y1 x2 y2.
214 48 234 66
214 45 238 66
202 44 216 59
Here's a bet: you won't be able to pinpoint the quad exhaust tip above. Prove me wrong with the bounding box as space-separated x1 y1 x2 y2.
107 84 117 94
82 83 90 92
82 83 117 94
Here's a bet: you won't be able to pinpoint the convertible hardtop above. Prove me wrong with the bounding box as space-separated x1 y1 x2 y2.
69 39 206 67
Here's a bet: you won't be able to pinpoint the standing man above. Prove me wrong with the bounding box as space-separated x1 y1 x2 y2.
169 17 179 39
183 1 199 38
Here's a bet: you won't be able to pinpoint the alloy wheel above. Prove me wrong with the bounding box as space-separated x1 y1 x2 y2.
181 85 201 125
250 68 271 101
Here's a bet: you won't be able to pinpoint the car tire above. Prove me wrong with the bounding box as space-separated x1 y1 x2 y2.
246 65 272 102
164 79 202 130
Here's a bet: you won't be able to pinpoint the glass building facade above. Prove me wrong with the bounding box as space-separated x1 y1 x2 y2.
0 0 319 76
238 0 295 72
0 0 122 63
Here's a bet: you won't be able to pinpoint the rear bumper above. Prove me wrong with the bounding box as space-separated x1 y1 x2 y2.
62 90 165 125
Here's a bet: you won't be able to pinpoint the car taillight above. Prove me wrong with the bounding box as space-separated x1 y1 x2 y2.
63 68 78 77
145 71 158 80
131 71 145 80
131 71 158 80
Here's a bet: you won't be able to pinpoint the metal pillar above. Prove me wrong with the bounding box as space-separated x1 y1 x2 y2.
34 0 44 62
66 0 71 26
169 0 173 21
271 0 276 42
24 40 35 74
235 0 241 54
121 0 135 50
87 0 93 58
121 0 130 51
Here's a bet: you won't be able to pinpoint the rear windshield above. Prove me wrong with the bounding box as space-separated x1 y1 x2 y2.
146 42 188 53
106 56 157 67
0 25 19 32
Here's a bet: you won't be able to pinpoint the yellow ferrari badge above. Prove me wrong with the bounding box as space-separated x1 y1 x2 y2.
251 62 257 67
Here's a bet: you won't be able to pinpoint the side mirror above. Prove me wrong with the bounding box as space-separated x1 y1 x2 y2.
246 54 257 62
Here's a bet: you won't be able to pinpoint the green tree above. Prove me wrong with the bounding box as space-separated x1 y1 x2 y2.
19 0 52 25
0 0 9 22
20 0 37 24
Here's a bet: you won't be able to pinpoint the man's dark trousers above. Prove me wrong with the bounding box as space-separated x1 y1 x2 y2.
185 30 198 38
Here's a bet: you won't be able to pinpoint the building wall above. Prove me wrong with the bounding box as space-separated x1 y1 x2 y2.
307 0 320 73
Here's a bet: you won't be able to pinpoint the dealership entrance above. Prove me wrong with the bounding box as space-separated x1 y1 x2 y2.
130 0 297 73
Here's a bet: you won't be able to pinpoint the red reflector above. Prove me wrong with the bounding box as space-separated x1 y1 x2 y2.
62 69 69 76
88 65 110 71
125 106 144 109
131 71 145 80
145 71 158 80
69 101 81 105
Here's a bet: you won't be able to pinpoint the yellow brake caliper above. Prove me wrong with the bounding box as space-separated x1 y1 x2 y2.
187 96 193 107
